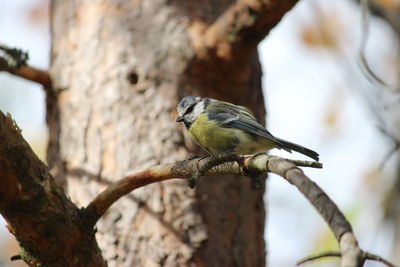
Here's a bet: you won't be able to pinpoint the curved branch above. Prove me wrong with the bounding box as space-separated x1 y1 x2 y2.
83 156 245 225
247 155 395 267
191 0 300 60
297 251 341 265
84 154 395 267
250 156 351 240
84 155 322 224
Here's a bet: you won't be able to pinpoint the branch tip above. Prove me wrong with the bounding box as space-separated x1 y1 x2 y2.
10 255 22 261
288 159 323 168
0 43 51 87
363 251 397 267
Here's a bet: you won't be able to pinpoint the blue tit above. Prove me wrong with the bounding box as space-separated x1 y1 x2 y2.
176 96 319 161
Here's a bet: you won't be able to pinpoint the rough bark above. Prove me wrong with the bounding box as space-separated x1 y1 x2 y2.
0 113 106 266
48 0 298 266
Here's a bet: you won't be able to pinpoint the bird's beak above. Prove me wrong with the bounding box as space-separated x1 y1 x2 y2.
176 116 184 122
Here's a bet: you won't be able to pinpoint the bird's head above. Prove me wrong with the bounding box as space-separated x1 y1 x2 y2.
176 96 204 128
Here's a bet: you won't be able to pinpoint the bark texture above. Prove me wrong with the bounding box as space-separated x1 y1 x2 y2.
48 0 297 266
0 113 106 266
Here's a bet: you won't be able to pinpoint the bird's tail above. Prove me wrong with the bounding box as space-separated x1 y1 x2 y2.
275 137 319 161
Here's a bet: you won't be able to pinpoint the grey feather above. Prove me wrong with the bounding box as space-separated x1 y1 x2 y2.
206 100 282 143
205 99 319 161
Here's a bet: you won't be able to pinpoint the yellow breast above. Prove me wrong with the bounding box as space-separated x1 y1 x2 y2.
187 113 278 155
187 114 235 155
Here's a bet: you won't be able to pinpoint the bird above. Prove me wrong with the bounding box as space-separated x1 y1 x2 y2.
176 96 319 161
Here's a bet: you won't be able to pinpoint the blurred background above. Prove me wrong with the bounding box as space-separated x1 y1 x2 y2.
0 0 399 266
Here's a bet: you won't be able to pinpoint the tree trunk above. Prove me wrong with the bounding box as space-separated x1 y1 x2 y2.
48 0 297 265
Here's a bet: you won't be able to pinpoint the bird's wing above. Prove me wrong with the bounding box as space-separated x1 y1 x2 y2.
204 99 319 161
206 100 282 143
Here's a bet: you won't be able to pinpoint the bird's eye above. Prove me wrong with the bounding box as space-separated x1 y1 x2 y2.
185 104 195 115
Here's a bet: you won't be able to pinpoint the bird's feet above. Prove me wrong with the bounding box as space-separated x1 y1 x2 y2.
186 155 204 161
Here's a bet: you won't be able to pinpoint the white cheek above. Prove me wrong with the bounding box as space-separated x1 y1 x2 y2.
193 101 204 115
184 101 205 123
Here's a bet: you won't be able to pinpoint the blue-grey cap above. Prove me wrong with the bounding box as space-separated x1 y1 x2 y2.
177 96 201 117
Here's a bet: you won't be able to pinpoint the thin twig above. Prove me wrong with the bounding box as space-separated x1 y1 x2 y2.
287 159 323 168
363 252 397 267
297 251 341 265
296 250 397 267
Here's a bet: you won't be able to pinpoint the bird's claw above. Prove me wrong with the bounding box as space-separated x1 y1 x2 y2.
188 177 197 188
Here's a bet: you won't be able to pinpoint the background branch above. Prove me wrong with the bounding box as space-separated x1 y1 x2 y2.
191 0 299 60
0 44 50 87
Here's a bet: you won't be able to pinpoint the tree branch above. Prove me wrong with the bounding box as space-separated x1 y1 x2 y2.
83 154 394 267
363 251 397 267
191 0 299 60
0 44 51 87
248 155 396 267
83 156 246 226
0 112 106 266
84 155 323 226
6 65 51 88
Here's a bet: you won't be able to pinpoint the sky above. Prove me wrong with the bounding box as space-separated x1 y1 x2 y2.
0 0 398 266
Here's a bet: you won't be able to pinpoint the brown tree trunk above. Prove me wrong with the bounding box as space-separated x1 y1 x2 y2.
48 0 297 266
